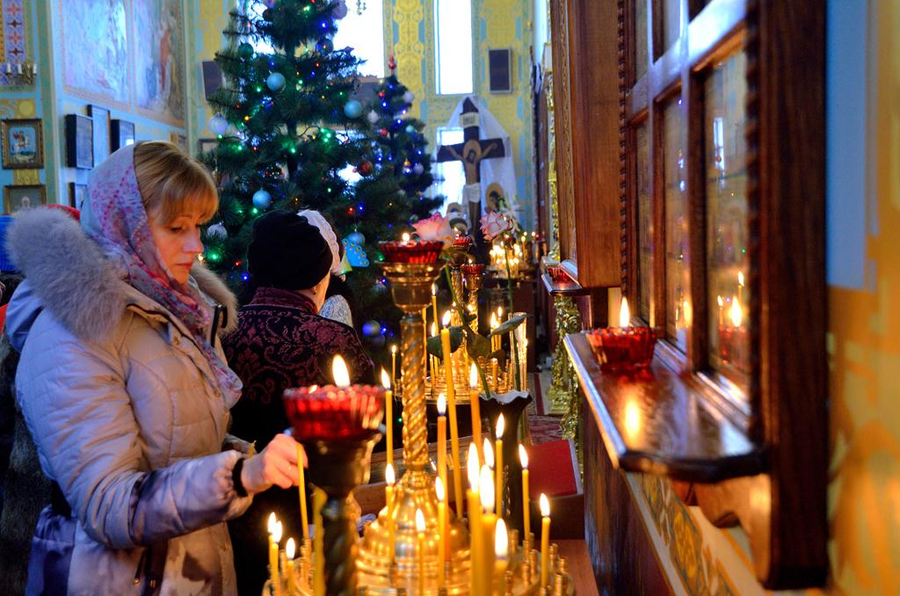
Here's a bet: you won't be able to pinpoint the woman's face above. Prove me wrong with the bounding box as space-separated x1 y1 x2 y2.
148 210 204 285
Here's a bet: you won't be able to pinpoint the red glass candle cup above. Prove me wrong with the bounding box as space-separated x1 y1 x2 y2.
587 326 658 372
547 266 571 283
717 325 749 374
378 240 444 264
461 263 485 277
283 385 384 441
453 235 473 249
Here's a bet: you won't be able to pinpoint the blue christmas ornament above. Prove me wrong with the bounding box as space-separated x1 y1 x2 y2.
252 189 272 209
347 231 365 245
362 320 382 337
342 238 370 267
266 72 286 92
343 99 363 118
209 115 229 135
316 38 334 54
413 163 425 175
405 124 416 134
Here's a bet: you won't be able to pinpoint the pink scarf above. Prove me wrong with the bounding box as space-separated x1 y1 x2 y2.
81 144 241 403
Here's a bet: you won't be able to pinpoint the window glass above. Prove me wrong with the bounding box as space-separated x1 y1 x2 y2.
333 0 385 78
636 124 652 321
435 0 474 94
635 0 648 79
663 99 689 350
661 0 682 55
432 127 466 212
705 51 749 388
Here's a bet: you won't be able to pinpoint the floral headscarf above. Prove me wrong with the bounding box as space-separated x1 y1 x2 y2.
81 144 241 402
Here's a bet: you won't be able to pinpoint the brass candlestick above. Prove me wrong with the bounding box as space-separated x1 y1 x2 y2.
358 260 472 592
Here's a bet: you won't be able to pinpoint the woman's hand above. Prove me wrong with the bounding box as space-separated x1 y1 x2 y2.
240 433 306 495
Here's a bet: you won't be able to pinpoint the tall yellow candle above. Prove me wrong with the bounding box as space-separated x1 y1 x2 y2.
381 369 393 468
467 444 482 596
268 514 282 596
495 519 509 596
495 414 505 517
540 494 552 588
416 508 426 595
491 358 500 392
519 445 531 535
469 364 484 466
431 283 439 335
430 322 438 390
444 322 464 517
391 344 397 386
437 393 448 498
297 446 309 541
435 477 447 589
441 311 456 400
313 489 326 596
479 465 497 596
385 464 396 568
490 313 499 353
285 538 297 596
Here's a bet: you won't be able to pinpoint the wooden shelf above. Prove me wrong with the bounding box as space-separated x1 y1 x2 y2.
541 272 591 296
564 332 764 483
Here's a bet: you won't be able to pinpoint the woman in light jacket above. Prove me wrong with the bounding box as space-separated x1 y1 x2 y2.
5 141 301 595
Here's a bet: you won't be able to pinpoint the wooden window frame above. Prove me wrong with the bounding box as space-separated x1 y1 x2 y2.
559 0 826 588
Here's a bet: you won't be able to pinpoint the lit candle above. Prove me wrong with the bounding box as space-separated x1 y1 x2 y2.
467 444 482 596
441 311 456 409
479 465 497 596
297 445 309 541
495 519 509 596
540 494 551 588
435 476 447 589
469 364 484 466
717 295 724 327
431 283 440 336
489 312 500 352
385 464 396 568
285 538 297 596
730 295 743 328
483 438 494 491
442 312 463 517
416 508 426 595
519 445 530 535
437 393 448 500
268 513 282 596
738 270 745 304
313 489 326 596
332 355 350 386
430 322 438 389
491 358 499 392
391 344 398 385
381 369 393 468
402 232 411 244
495 414 505 517
619 297 631 329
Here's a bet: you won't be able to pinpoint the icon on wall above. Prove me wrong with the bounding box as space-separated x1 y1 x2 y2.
1 118 44 169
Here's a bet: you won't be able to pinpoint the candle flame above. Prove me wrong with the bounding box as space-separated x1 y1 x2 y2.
519 444 529 469
435 476 445 502
442 310 451 327
738 271 745 286
730 296 743 327
273 521 283 543
495 519 509 558
416 508 425 532
483 438 494 469
332 355 350 387
437 393 447 415
540 493 550 517
490 313 498 329
497 306 504 320
385 463 395 485
496 414 505 437
391 344 397 354
268 512 277 535
467 444 480 489
480 465 494 512
380 368 390 389
286 537 296 560
619 297 631 329
470 363 478 389
717 295 724 307
401 232 410 243
431 283 437 296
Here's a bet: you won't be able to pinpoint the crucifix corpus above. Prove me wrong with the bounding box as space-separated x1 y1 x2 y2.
436 98 506 233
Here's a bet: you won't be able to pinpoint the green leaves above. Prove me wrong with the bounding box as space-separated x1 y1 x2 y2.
489 313 531 337
426 326 464 360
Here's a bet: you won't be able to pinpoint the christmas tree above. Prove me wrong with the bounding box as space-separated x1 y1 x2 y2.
201 0 367 294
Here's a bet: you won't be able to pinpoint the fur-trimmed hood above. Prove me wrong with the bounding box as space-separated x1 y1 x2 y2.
4 207 238 352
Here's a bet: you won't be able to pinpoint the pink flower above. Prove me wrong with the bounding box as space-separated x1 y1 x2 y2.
480 211 511 241
412 212 455 247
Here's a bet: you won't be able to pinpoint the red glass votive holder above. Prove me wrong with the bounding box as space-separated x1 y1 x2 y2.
378 240 444 264
461 263 485 277
283 385 384 442
547 266 570 283
718 325 749 374
587 326 658 372
453 235 473 249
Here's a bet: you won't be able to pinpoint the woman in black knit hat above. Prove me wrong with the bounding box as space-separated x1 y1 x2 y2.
223 210 374 595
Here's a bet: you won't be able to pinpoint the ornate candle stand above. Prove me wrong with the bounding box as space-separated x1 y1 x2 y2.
461 263 485 334
283 385 384 596
358 248 473 592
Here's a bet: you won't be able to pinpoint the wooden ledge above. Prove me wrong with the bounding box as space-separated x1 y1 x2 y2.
541 272 591 296
564 332 764 483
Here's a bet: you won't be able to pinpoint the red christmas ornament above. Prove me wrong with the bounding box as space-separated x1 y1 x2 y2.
357 160 374 176
379 129 389 136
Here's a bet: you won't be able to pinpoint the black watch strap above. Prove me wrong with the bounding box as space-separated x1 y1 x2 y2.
232 456 249 497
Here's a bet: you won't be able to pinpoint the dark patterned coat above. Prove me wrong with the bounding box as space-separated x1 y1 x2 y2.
223 286 373 595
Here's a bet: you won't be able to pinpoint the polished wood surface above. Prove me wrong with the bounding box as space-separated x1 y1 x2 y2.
541 272 591 297
557 540 600 596
565 332 763 482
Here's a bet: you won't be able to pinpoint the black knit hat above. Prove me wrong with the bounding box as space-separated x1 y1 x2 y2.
247 210 333 290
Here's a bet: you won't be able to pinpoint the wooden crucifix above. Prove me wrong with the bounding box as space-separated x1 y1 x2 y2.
436 98 507 234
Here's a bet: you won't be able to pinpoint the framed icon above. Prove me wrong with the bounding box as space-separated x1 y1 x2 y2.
69 182 88 209
1 118 44 169
65 114 94 169
4 184 46 213
88 105 110 166
110 119 135 151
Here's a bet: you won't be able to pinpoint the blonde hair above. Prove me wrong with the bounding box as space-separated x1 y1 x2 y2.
133 141 218 225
